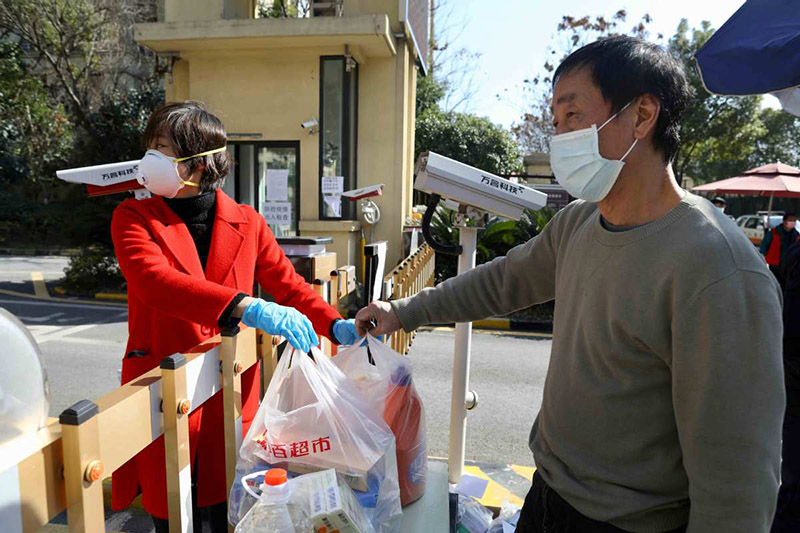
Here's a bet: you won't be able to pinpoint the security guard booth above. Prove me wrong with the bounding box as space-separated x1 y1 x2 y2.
135 0 429 274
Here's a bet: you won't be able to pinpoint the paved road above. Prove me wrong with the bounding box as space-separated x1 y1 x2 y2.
1 256 551 467
0 257 128 416
408 328 550 467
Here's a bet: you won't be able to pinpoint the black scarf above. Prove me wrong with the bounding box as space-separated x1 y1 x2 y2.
164 191 216 269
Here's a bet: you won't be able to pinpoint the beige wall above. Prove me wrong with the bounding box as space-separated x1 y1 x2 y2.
524 152 552 184
164 40 416 270
167 59 190 101
343 0 400 28
355 43 415 267
165 0 254 22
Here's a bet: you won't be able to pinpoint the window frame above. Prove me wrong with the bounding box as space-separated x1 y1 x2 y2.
318 55 359 220
227 140 301 234
745 217 760 229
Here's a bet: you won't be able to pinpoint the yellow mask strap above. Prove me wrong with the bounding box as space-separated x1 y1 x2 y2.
179 180 201 188
173 146 227 163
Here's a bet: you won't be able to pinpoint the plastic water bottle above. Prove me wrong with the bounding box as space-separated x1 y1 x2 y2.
234 468 312 533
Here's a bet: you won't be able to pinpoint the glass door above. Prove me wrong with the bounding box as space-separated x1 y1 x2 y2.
256 143 300 237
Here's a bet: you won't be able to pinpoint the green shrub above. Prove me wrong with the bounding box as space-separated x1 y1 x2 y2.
0 189 120 249
426 204 558 321
428 205 557 284
61 246 125 295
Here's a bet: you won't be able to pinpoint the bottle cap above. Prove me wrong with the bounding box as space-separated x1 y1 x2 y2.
264 468 288 486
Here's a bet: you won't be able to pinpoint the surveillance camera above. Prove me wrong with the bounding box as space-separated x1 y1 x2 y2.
414 151 547 220
301 117 319 130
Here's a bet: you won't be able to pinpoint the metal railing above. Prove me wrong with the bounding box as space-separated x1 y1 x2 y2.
382 243 435 355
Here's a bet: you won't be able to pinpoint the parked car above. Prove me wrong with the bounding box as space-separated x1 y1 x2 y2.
737 214 783 246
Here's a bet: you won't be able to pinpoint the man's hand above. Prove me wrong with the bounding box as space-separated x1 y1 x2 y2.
355 301 402 337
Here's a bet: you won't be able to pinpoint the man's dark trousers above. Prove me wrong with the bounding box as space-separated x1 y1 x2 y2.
515 471 687 533
772 338 800 532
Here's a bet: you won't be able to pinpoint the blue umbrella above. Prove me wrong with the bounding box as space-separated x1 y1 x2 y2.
695 0 800 115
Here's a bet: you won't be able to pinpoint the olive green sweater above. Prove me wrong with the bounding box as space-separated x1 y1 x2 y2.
392 194 784 532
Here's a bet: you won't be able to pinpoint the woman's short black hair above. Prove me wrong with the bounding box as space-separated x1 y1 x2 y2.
553 36 691 164
143 101 231 192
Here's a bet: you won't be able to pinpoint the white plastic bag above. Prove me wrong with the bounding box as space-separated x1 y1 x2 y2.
291 468 375 533
335 334 427 506
457 493 493 533
488 500 521 533
237 468 374 533
229 346 402 532
235 469 312 533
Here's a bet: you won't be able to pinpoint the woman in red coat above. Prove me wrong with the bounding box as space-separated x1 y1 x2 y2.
110 101 359 532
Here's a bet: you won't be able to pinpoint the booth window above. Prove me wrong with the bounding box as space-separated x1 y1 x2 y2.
223 142 301 236
319 56 358 220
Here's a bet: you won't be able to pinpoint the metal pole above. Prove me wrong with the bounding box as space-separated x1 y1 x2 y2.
448 226 478 485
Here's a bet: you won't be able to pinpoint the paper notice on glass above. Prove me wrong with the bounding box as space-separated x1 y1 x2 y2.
262 202 292 225
266 169 289 201
322 176 344 195
323 195 342 217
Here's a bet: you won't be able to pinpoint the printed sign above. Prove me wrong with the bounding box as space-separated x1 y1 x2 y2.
262 201 292 225
266 169 289 201
255 433 333 460
322 176 344 195
323 195 342 217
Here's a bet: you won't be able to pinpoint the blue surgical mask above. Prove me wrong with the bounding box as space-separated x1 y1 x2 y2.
549 101 638 202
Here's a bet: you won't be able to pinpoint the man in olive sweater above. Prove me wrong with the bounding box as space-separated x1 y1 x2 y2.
356 37 785 532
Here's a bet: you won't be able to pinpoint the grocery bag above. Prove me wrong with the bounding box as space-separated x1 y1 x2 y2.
229 346 402 533
334 334 427 506
236 468 375 533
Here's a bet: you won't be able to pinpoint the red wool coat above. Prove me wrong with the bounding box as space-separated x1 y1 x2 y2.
110 189 341 519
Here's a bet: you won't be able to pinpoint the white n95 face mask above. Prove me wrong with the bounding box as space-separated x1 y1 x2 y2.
549 101 638 203
136 146 226 198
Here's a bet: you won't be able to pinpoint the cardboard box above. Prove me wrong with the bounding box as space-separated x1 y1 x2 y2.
294 469 371 533
288 461 368 492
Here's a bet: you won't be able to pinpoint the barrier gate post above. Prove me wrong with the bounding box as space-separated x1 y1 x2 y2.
221 326 246 533
59 400 104 533
448 226 478 485
161 354 193 533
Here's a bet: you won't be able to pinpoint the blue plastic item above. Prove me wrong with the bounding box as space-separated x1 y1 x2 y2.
695 0 800 95
333 318 360 346
353 471 382 509
241 298 318 352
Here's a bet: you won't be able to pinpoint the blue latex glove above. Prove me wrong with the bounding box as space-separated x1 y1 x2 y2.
333 318 360 346
241 299 318 353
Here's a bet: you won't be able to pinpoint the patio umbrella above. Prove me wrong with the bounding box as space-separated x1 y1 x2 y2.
694 0 800 116
692 162 800 213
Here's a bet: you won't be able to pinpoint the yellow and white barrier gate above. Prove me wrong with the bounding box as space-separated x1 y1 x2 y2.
0 323 270 533
383 244 436 355
0 253 439 532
